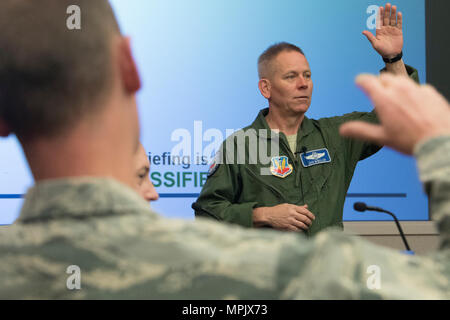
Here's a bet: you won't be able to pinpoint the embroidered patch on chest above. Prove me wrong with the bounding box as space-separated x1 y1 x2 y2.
270 156 293 178
300 148 331 167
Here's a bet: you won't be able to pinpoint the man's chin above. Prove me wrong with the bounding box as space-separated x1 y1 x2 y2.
290 103 310 115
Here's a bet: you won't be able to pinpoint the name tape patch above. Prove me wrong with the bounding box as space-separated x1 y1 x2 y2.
300 148 331 167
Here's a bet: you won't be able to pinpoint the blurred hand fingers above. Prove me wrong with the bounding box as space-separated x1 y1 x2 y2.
339 122 386 146
355 74 398 108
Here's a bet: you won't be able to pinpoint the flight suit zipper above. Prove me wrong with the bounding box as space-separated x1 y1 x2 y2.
284 142 300 189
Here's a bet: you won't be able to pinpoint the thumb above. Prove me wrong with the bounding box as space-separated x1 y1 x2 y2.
339 121 386 146
362 30 377 45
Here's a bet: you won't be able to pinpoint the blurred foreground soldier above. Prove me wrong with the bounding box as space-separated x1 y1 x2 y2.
0 0 448 299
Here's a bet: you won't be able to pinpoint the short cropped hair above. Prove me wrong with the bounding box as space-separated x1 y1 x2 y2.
0 0 121 139
258 42 305 79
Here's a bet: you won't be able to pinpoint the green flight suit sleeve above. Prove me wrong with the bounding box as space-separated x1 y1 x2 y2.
350 65 419 157
348 64 420 162
380 64 420 83
194 161 257 227
194 135 259 228
318 65 420 187
348 65 420 177
353 64 420 157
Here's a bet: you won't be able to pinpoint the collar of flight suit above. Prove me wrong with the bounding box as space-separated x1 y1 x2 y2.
250 108 315 145
17 177 158 224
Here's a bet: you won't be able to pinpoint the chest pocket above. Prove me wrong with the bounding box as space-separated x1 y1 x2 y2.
241 165 290 204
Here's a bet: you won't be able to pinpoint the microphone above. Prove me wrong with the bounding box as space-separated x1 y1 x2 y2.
353 202 412 252
353 202 386 213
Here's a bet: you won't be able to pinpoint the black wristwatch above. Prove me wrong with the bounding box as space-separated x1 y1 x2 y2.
383 51 403 64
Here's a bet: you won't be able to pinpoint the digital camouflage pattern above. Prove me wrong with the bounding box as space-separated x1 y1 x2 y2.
415 135 450 251
0 137 448 299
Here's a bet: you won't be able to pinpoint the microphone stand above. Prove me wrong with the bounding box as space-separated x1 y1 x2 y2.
378 209 411 252
354 202 413 253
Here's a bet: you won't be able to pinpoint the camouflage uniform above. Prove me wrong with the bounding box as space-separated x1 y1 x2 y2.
0 136 449 299
415 135 450 251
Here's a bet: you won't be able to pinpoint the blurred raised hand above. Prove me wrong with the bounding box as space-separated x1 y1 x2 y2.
340 74 450 155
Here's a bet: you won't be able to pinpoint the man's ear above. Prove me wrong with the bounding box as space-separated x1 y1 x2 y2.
118 37 141 94
258 79 271 99
0 119 11 137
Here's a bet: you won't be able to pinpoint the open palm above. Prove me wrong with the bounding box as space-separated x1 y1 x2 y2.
363 3 403 58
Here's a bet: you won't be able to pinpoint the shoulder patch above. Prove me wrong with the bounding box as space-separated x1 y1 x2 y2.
207 161 220 177
207 150 223 178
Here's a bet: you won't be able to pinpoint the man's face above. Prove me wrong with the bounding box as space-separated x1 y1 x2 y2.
266 50 313 115
134 144 159 203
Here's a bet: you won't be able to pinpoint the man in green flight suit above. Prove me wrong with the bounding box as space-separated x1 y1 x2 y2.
194 3 419 235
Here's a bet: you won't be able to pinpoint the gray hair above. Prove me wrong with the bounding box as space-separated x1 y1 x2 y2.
258 42 305 79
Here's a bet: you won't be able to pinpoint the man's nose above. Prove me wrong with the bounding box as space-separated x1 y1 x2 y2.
297 76 308 89
145 183 159 202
